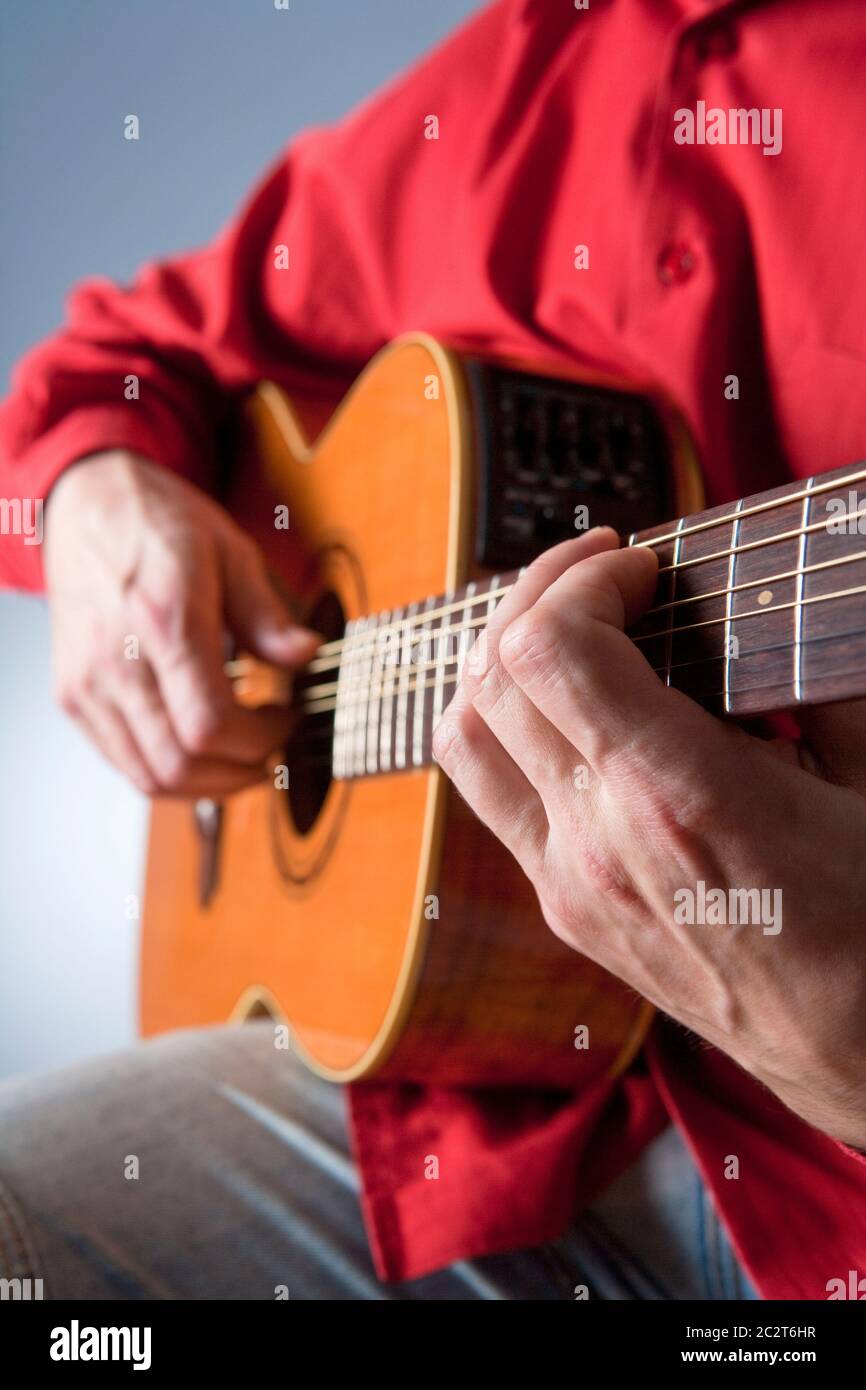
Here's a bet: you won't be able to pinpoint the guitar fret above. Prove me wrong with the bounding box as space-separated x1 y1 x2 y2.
332 618 349 777
793 482 813 702
380 604 402 772
484 574 500 675
797 476 866 699
455 581 477 682
413 597 435 767
726 481 808 715
344 616 358 777
393 601 416 771
723 500 744 713
353 615 374 776
345 617 359 776
366 609 388 775
430 592 449 756
344 616 361 778
665 518 686 687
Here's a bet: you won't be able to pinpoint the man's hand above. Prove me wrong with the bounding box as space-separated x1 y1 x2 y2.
433 529 866 1149
44 450 318 798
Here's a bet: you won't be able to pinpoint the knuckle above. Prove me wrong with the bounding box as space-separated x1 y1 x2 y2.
462 634 510 712
113 652 142 687
470 654 507 707
539 872 594 943
151 538 190 592
432 713 467 769
176 702 222 755
462 629 490 678
577 841 644 916
64 667 101 705
154 745 190 791
166 595 198 650
134 544 204 642
538 868 582 932
77 668 100 701
54 682 80 718
131 584 185 649
500 607 566 682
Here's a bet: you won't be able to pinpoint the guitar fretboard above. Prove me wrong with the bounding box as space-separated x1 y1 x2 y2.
300 463 866 780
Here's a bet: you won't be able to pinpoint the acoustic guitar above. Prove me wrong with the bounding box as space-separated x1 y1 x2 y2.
140 334 866 1089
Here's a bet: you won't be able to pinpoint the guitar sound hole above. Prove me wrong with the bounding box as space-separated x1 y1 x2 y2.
283 589 344 836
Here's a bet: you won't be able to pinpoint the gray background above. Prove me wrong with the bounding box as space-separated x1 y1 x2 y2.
0 0 478 1079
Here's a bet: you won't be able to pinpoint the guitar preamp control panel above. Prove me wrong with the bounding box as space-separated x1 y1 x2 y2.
466 360 671 571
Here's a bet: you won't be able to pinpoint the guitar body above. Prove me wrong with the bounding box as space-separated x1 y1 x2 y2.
140 335 703 1087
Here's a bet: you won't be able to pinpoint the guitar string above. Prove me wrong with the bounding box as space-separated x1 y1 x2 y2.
296 612 866 748
291 545 866 704
294 620 866 774
632 465 866 549
293 644 866 773
308 468 866 656
224 486 866 690
295 494 866 676
236 557 866 729
296 578 866 719
292 628 866 767
652 504 866 578
306 573 866 711
639 544 866 617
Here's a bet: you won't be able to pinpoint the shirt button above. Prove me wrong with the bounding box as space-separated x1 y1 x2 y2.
657 242 697 286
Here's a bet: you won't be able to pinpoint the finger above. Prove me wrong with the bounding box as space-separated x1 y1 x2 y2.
72 693 157 796
102 659 269 795
432 696 548 876
130 557 293 766
72 690 263 800
499 542 717 780
104 658 191 787
468 653 587 809
151 758 269 800
220 530 320 667
456 531 617 801
475 528 620 658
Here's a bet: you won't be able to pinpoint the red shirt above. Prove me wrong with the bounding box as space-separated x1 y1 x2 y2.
3 0 866 1298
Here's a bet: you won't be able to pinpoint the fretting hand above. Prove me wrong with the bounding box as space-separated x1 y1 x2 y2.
433 529 866 1149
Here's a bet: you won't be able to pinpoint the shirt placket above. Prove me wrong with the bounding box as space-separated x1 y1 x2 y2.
625 0 754 328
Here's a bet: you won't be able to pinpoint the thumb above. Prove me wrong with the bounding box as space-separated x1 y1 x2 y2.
220 531 320 667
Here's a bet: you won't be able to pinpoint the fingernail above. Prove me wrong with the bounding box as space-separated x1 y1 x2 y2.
286 626 325 650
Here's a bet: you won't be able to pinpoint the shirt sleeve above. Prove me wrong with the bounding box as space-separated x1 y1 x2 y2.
0 0 519 591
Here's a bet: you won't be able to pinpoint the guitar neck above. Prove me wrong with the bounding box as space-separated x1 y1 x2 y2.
306 461 866 780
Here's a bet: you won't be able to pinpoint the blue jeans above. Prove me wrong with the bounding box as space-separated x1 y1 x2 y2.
0 1023 759 1300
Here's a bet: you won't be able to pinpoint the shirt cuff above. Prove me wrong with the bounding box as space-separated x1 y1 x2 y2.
2 406 209 592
